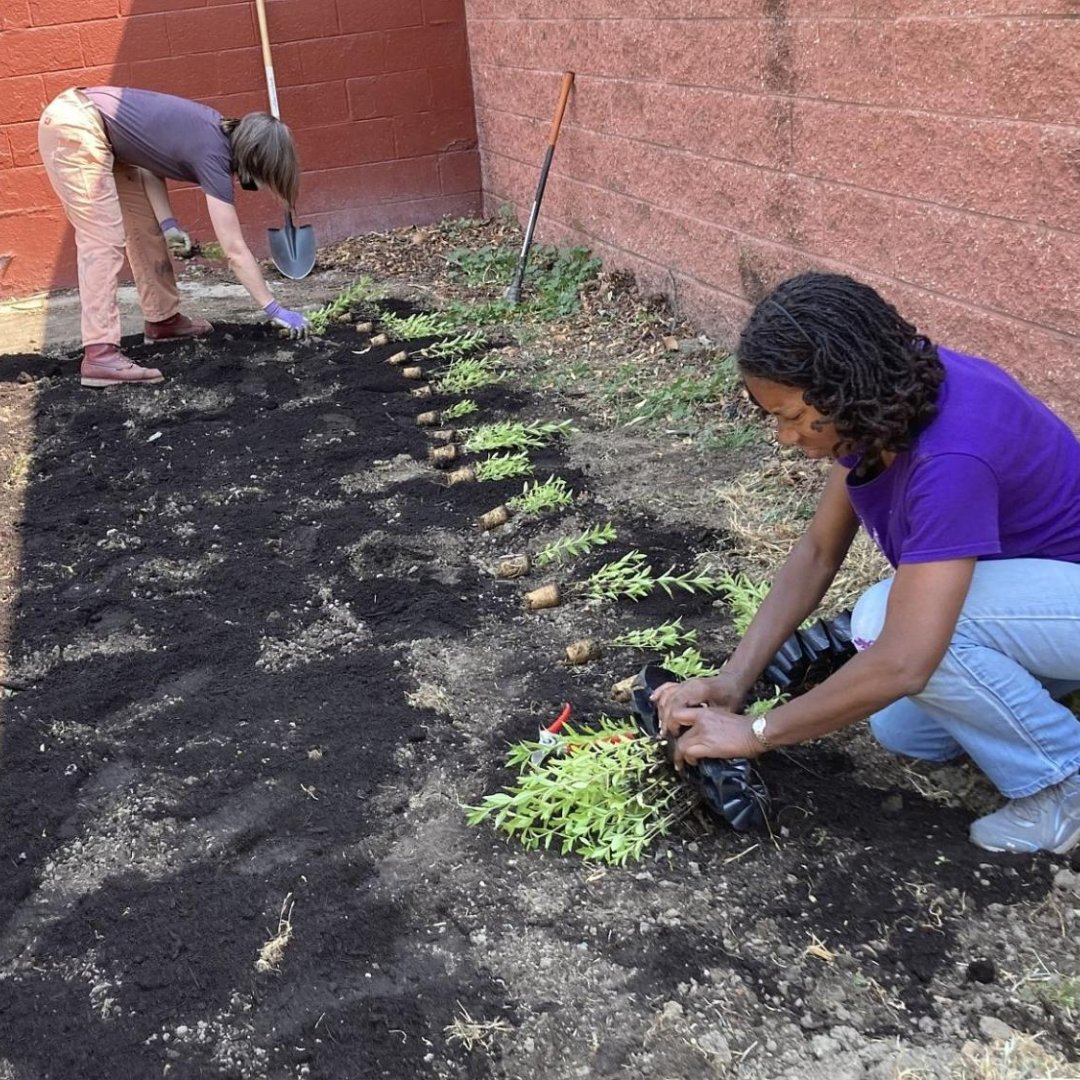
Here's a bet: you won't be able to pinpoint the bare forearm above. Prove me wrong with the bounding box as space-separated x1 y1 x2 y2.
139 169 172 223
759 646 918 746
721 536 842 695
227 247 273 308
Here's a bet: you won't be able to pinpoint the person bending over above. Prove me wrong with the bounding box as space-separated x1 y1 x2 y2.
656 272 1080 854
38 86 310 388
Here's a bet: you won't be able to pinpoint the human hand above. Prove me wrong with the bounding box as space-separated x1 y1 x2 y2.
160 217 193 258
263 300 310 339
653 673 746 738
669 707 762 768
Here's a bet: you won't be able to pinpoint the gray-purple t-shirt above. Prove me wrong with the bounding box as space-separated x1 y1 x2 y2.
840 348 1080 569
83 86 235 204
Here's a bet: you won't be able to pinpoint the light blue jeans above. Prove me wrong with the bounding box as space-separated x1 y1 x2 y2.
851 559 1080 799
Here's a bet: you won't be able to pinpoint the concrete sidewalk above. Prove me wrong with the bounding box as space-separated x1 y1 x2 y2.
0 270 345 357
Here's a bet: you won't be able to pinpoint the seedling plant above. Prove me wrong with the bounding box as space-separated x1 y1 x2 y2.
474 452 534 483
462 420 572 454
660 646 720 680
308 276 385 335
748 688 788 717
533 522 617 567
433 356 504 394
718 570 770 635
611 618 697 652
466 716 686 865
507 476 574 515
586 551 722 602
440 298 515 329
421 331 487 360
442 399 479 421
377 311 456 340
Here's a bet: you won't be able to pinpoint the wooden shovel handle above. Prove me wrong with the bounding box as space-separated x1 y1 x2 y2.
253 0 281 117
547 71 575 147
254 0 274 73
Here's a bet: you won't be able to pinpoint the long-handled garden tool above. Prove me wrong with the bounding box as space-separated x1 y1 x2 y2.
504 71 575 305
254 0 316 280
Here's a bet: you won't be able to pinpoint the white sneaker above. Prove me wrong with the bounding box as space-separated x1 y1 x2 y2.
970 773 1080 853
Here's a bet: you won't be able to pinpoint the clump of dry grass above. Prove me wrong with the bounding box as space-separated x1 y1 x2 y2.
444 1004 511 1053
406 682 453 714
714 454 890 612
954 1034 1076 1080
255 894 294 974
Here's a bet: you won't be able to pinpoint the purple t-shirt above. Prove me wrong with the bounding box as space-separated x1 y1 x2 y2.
82 86 235 204
841 349 1080 568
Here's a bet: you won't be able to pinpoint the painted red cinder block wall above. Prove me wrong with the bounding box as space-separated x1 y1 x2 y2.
0 0 480 300
464 1 1080 419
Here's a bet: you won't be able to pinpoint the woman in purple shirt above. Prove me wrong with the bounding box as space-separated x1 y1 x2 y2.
656 272 1080 854
38 86 310 387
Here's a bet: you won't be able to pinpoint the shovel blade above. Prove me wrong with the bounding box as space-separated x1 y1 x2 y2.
268 212 316 280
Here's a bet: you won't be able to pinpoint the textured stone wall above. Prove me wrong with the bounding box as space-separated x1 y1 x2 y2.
0 0 480 298
465 2 1080 418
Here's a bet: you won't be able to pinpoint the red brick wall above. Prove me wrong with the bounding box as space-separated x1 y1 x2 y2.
465 2 1080 419
0 0 480 299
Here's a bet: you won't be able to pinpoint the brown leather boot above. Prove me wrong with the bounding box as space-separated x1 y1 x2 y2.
143 312 213 343
81 344 164 388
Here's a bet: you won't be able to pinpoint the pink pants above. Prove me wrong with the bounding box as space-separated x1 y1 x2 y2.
38 89 179 348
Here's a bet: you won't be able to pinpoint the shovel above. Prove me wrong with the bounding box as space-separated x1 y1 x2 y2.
254 0 316 280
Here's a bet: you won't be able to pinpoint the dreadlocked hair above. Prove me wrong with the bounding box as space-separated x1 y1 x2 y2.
737 273 945 477
221 113 300 209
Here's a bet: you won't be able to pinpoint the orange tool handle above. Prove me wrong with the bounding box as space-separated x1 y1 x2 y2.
547 72 575 147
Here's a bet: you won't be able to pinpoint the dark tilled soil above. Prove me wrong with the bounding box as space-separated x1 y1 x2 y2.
0 320 1075 1080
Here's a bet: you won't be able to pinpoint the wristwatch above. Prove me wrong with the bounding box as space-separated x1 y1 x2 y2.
751 714 772 752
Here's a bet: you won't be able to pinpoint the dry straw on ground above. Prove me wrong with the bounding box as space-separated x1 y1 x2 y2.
255 894 295 974
954 1034 1078 1080
714 454 890 611
443 1004 511 1053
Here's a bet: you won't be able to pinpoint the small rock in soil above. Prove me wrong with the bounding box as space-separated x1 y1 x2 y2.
1052 867 1079 892
977 1015 1014 1041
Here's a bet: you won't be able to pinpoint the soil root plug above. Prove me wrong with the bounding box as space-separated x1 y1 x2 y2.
369 333 389 347
525 583 561 611
402 366 424 380
410 385 433 398
496 554 531 579
565 639 601 665
416 410 440 427
447 465 477 486
387 350 409 365
611 674 636 702
429 444 459 468
432 428 458 443
355 321 374 333
478 505 510 530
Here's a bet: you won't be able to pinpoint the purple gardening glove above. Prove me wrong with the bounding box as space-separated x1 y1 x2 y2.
263 300 310 340
159 217 193 257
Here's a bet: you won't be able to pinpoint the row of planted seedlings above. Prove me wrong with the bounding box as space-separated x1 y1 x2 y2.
310 275 780 867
